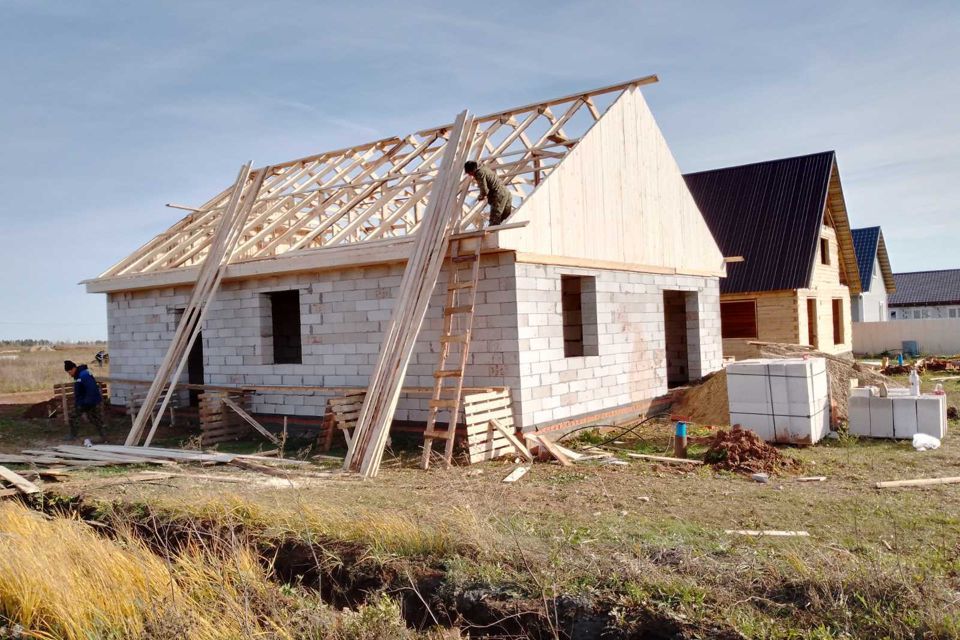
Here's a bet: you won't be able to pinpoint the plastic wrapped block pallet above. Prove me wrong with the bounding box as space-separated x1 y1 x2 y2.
846 388 947 440
726 358 830 444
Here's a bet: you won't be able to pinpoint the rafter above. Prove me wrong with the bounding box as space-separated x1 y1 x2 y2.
99 75 658 278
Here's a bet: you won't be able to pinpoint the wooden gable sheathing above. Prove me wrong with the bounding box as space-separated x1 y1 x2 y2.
500 87 725 276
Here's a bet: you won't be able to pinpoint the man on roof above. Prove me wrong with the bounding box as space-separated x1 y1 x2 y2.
464 161 512 227
64 360 106 441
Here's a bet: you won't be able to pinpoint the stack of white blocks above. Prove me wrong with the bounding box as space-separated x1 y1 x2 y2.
848 388 947 439
726 358 830 444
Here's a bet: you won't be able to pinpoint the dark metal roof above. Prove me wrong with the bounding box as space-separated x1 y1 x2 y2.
683 151 835 294
851 227 880 289
889 269 960 306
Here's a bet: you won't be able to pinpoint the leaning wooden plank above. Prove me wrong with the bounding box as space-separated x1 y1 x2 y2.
221 397 280 445
489 419 533 462
725 530 810 537
625 453 704 466
127 163 253 446
502 466 530 483
0 465 41 495
347 110 477 478
875 477 960 489
526 435 573 467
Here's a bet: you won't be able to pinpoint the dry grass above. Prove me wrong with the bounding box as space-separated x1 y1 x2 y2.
0 500 438 640
0 343 107 394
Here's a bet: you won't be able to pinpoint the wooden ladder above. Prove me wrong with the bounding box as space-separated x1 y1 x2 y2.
420 231 486 468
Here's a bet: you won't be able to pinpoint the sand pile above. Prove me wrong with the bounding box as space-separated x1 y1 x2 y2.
671 370 729 426
703 426 800 474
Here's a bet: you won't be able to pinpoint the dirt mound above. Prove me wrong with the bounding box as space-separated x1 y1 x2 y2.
23 398 58 419
704 426 800 474
671 370 729 425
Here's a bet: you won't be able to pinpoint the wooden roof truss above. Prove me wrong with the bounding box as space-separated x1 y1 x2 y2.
100 76 658 278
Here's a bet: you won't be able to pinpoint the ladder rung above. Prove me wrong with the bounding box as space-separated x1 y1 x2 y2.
423 430 454 440
429 399 459 409
448 281 475 291
433 370 463 378
444 305 473 316
452 254 478 263
440 334 469 344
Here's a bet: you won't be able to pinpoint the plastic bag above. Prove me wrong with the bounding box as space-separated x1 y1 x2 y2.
912 433 941 451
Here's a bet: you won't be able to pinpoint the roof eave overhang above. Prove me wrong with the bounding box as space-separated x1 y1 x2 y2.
814 157 862 295
876 231 896 293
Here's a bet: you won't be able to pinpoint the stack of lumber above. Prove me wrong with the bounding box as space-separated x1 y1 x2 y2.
126 163 267 447
199 390 254 444
2 445 310 470
53 381 109 425
345 110 477 478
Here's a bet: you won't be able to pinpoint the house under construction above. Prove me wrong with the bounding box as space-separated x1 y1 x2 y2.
84 76 728 446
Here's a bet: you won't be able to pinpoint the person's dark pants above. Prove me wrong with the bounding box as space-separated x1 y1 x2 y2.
489 197 512 227
69 404 105 438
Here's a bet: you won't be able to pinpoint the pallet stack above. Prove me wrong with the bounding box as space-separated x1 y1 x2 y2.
198 390 253 445
344 110 477 478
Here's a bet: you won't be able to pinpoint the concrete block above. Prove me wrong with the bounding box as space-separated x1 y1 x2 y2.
916 395 947 439
726 372 773 415
869 397 895 438
892 397 918 439
848 396 872 436
730 412 775 442
772 410 827 444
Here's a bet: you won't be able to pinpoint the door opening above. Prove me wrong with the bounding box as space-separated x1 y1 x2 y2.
806 299 818 348
663 291 692 388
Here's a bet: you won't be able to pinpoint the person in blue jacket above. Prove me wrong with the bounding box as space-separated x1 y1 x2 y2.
64 360 105 439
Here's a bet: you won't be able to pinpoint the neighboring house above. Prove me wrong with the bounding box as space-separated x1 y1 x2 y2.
684 151 862 360
850 226 896 322
889 269 960 320
84 78 727 433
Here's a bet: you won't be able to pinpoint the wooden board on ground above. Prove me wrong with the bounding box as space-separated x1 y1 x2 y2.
502 466 530 483
625 453 703 466
526 434 573 467
875 477 960 489
0 465 41 495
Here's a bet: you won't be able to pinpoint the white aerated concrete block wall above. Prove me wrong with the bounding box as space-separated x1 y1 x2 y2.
726 358 830 444
512 264 722 429
107 253 522 422
848 390 947 440
107 254 724 431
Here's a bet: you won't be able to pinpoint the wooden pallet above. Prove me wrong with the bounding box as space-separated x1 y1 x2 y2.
322 392 365 450
463 389 524 464
199 390 253 445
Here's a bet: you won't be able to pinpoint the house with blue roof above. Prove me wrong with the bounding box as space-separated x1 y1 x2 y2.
850 227 895 322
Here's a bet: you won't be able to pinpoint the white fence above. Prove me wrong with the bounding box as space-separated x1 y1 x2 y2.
853 318 960 355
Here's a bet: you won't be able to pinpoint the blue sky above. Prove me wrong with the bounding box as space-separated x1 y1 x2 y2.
0 1 957 341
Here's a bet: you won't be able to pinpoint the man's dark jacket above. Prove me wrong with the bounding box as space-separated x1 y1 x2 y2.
72 365 102 408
